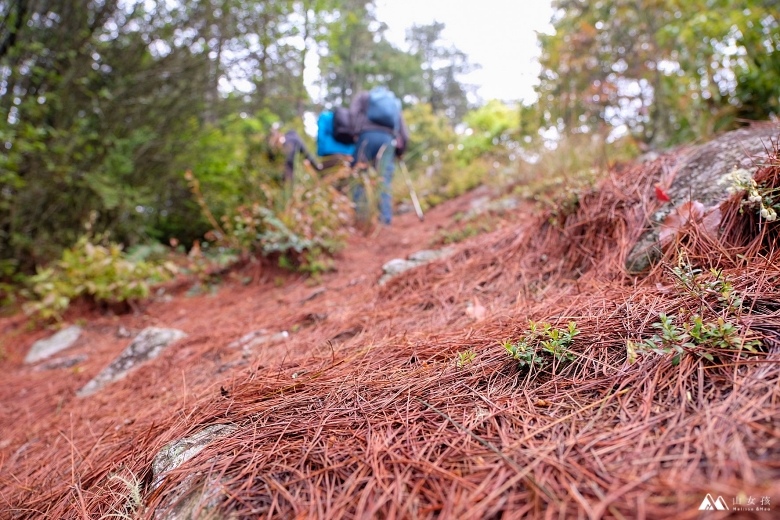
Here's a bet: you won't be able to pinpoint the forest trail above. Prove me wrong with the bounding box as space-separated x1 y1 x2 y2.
2 124 779 519
0 181 524 465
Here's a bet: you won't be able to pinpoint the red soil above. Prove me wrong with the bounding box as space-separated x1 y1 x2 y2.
0 184 518 486
2 132 778 518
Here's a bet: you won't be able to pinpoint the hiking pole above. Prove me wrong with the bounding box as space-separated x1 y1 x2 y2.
398 159 424 221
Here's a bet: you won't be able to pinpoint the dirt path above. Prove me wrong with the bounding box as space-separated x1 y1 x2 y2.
0 184 518 455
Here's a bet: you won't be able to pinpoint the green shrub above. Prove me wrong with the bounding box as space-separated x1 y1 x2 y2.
627 257 761 365
504 320 580 372
0 259 23 312
23 235 176 322
632 312 760 365
206 164 352 274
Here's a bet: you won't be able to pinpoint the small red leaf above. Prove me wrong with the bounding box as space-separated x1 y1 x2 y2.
654 183 671 202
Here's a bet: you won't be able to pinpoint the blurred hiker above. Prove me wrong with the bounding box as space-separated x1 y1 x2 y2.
349 85 409 225
316 109 356 172
269 126 322 185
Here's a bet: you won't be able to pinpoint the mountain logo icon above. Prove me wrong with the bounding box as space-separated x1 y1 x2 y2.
699 493 729 511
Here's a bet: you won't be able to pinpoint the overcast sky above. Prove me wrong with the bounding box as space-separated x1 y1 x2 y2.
373 0 555 104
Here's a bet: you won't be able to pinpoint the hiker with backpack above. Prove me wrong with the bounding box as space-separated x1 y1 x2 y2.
269 126 322 185
349 86 409 225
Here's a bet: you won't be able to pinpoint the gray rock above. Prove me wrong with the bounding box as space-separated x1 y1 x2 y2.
77 327 186 397
468 195 492 213
626 123 780 273
151 424 237 490
396 202 413 215
151 424 238 520
36 354 88 371
227 329 289 355
381 258 416 277
154 475 232 520
379 247 456 285
24 325 82 364
408 247 455 263
464 196 518 219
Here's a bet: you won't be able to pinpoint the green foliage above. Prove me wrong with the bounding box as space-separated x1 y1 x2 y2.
319 0 428 108
179 114 289 225
399 101 540 213
406 21 477 123
504 338 544 369
434 218 496 246
633 312 760 365
200 162 352 274
504 320 580 371
431 201 517 246
456 348 477 368
630 257 761 365
0 1 213 273
402 103 458 173
393 103 501 213
458 100 521 164
539 321 579 362
670 261 745 314
23 235 176 323
181 114 351 276
0 0 345 282
538 0 779 147
0 259 24 311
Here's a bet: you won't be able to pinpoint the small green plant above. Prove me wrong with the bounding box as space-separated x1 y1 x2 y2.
504 320 579 370
670 255 744 313
503 338 544 369
539 321 579 362
685 315 760 352
638 313 688 364
636 312 760 364
298 248 334 276
537 184 583 227
437 222 486 245
456 348 477 367
23 235 176 322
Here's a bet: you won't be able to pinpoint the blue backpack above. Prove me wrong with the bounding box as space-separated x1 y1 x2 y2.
317 111 356 157
366 86 401 131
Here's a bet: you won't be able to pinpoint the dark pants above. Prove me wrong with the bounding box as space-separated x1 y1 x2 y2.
352 130 396 224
